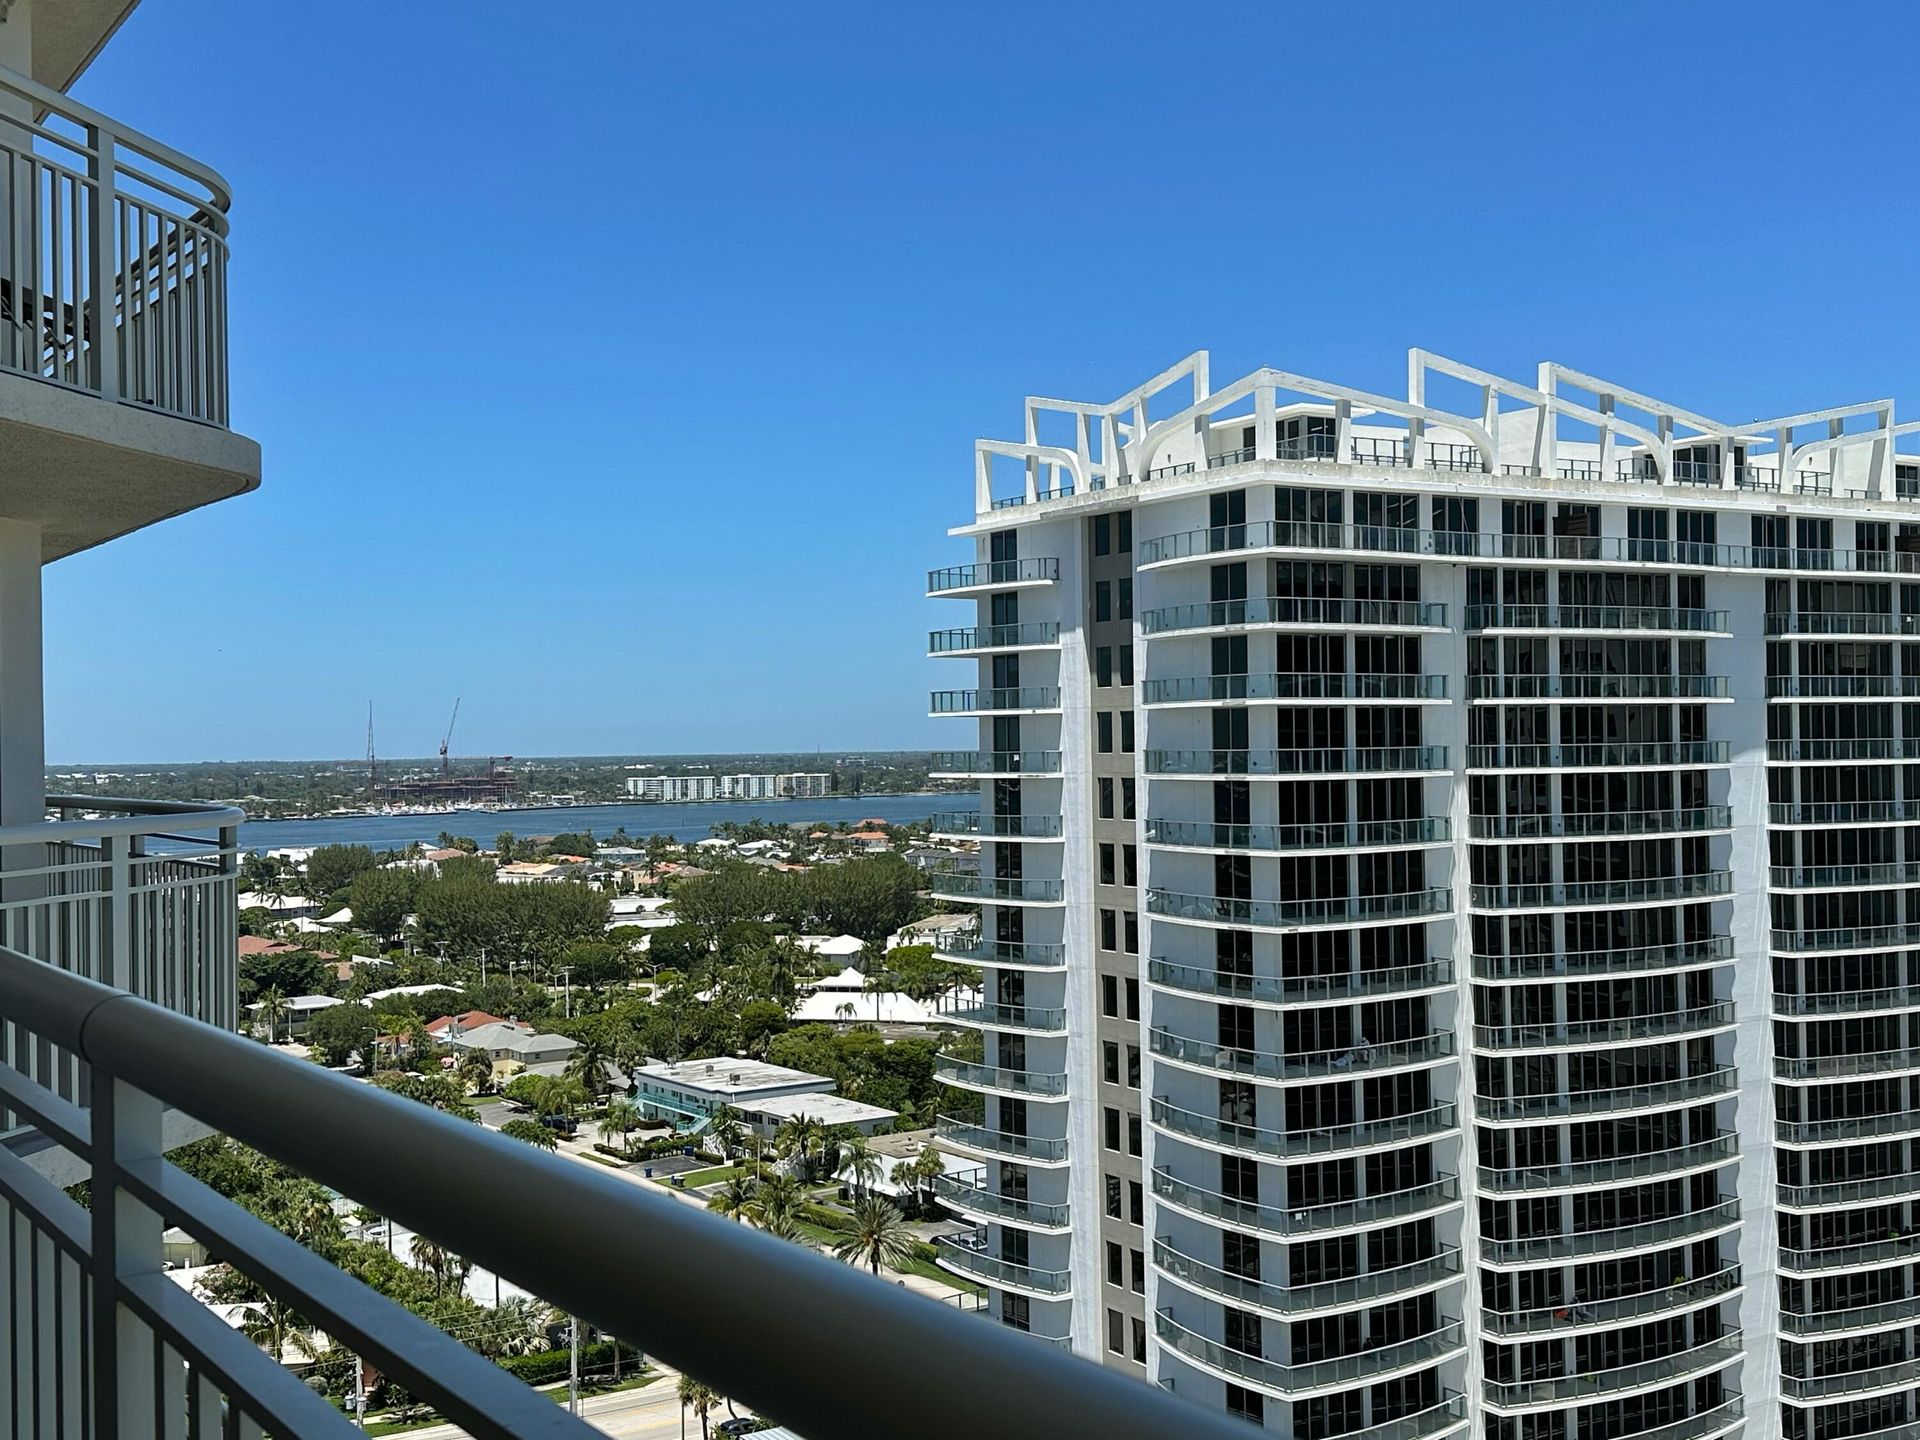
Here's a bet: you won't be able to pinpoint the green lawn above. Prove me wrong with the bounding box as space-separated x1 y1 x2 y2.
676 1163 745 1188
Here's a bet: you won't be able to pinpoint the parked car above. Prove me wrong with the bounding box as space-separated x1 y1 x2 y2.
539 1113 577 1136
715 1420 762 1437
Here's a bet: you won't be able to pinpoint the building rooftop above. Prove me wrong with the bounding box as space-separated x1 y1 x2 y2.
738 1093 896 1128
632 1055 833 1096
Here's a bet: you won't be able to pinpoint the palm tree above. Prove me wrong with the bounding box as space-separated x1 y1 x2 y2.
707 1104 745 1163
566 1031 616 1098
256 986 288 1044
836 1133 883 1201
833 1196 918 1276
456 1049 495 1096
242 1295 321 1364
889 1159 920 1215
773 1114 825 1181
677 1375 719 1440
912 1145 947 1214
409 1233 469 1295
707 1174 757 1223
748 1171 804 1229
598 1096 639 1155
756 1208 804 1244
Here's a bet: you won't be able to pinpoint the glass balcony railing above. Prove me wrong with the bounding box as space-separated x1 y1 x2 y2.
1768 675 1920 699
1147 887 1450 928
1151 1168 1460 1239
1466 741 1729 770
929 750 1062 777
1482 1265 1742 1338
1775 1047 1920 1080
1147 957 1453 1006
1766 610 1920 636
934 997 1067 1033
1782 1293 1920 1337
929 873 1064 903
1474 1069 1737 1122
1153 1236 1462 1317
1469 673 1728 701
1772 922 1920 954
929 811 1062 838
934 1117 1068 1164
927 622 1061 652
1769 800 1912 825
1154 1308 1465 1395
1150 1027 1454 1082
934 1054 1068 1098
1141 597 1447 634
1777 1108 1920 1146
931 1172 1070 1229
1780 1169 1920 1210
1144 817 1450 852
929 687 1061 713
1780 1233 1920 1274
1469 807 1733 839
1781 1354 1920 1402
1470 871 1731 910
1479 1199 1741 1266
1482 1333 1742 1409
933 1232 1071 1295
1145 746 1447 776
1142 672 1448 704
926 559 1058 592
1479 1134 1739 1195
1769 737 1920 762
1150 1097 1457 1159
1470 937 1734 982
1474 1004 1735 1052
1465 604 1729 633
1772 861 1920 889
933 936 1066 968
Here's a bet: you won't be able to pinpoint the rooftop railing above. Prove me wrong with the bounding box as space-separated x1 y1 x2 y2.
0 949 1246 1440
0 64 232 425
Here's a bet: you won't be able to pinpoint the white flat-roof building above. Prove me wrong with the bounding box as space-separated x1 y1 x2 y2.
631 1056 835 1130
734 1091 897 1138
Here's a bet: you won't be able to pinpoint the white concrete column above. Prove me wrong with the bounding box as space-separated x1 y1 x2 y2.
0 520 44 828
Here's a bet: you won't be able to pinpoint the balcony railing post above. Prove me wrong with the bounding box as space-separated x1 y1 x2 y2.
103 833 132 991
90 1068 164 1440
85 124 119 402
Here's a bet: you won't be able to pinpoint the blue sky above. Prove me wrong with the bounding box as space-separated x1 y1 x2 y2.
45 0 1920 761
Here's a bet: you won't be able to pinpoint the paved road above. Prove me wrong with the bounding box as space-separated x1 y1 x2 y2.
399 1370 699 1440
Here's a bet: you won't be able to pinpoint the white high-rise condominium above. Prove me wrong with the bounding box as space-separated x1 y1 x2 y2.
927 348 1920 1440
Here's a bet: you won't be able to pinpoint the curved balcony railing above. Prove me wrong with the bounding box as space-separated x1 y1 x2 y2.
1482 1265 1742 1339
1471 937 1734 982
1483 1334 1742 1410
1151 1168 1460 1240
1770 800 1912 826
1776 1047 1920 1080
1780 1169 1920 1211
1470 871 1731 911
1147 957 1453 1007
929 687 1062 714
1154 1309 1465 1397
1149 1097 1457 1160
1771 861 1920 890
1470 807 1733 840
1474 1004 1735 1052
1769 738 1920 763
1153 1237 1461 1318
934 997 1067 1034
933 937 1066 968
1480 1134 1739 1195
1145 746 1447 776
1469 673 1728 701
928 622 1061 652
1772 922 1920 955
927 559 1058 593
929 811 1063 839
1466 604 1729 633
933 1118 1068 1164
1782 1293 1920 1337
1467 742 1730 770
1766 610 1920 636
1141 597 1447 634
1147 887 1449 929
929 873 1064 904
1776 1108 1920 1146
1150 1028 1454 1083
1475 1069 1737 1122
1768 675 1920 699
931 1172 1070 1230
933 1232 1071 1295
1142 672 1448 705
934 1054 1069 1099
1479 1199 1741 1266
1780 1233 1920 1274
1144 818 1450 852
1781 1354 1920 1402
929 750 1062 777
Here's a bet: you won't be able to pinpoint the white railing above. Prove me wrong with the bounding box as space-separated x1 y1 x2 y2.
0 64 231 426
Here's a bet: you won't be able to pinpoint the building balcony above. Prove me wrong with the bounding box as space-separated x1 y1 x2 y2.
929 749 1062 779
1152 1238 1461 1320
1465 604 1730 635
932 936 1067 969
1781 1355 1920 1403
1468 674 1729 702
1771 923 1920 956
933 1231 1071 1297
1483 1335 1743 1413
1469 871 1732 912
1473 1004 1736 1053
1150 1167 1460 1241
0 68 258 559
926 559 1059 596
1470 807 1733 841
1149 1096 1458 1161
1140 597 1447 636
1474 1068 1737 1123
1769 800 1913 826
934 1054 1069 1099
1144 745 1448 777
931 1171 1070 1233
0 952 1228 1440
1479 1199 1742 1268
1479 1134 1739 1195
1779 1169 1920 1212
1141 672 1448 706
1769 738 1920 763
934 997 1067 1035
1146 957 1454 1008
1776 1047 1920 1081
1466 741 1730 772
928 811 1063 840
1766 611 1920 636
1146 887 1450 930
933 1117 1070 1166
1143 817 1450 854
1471 937 1734 983
928 687 1062 716
928 872 1064 905
1768 675 1920 700
1771 861 1920 891
1782 1294 1920 1338
1482 1265 1743 1340
927 622 1061 655
1148 1027 1454 1084
1153 1308 1466 1400
1776 1108 1920 1147
1780 1234 1920 1276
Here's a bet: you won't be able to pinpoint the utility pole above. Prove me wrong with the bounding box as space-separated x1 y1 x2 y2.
479 947 489 985
559 965 573 1019
351 1355 366 1430
568 1315 580 1415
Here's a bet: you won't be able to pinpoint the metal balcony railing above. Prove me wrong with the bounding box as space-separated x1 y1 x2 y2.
1470 937 1734 983
929 811 1063 839
934 996 1067 1033
1779 1169 1920 1210
1147 887 1449 929
928 872 1064 904
1466 741 1730 770
1766 610 1920 636
934 1231 1071 1296
934 1054 1069 1098
932 1171 1070 1230
1149 1097 1457 1160
1768 738 1920 762
1482 1333 1743 1410
1464 604 1729 633
928 687 1062 714
1479 1134 1739 1195
0 65 231 425
1142 672 1447 704
1474 1068 1737 1122
934 1117 1069 1164
1469 807 1733 839
1478 1199 1741 1266
1768 674 1920 699
1143 817 1450 852
1153 1238 1461 1318
1482 1265 1742 1338
1144 745 1447 777
1154 1308 1465 1396
1469 673 1728 701
928 749 1062 777
1769 799 1911 825
1140 597 1446 634
1150 1168 1461 1241
926 558 1058 593
1149 1027 1454 1083
1469 871 1732 911
1473 1003 1736 1052
927 622 1061 652
932 935 1066 968
0 950 1240 1440
1146 957 1453 1007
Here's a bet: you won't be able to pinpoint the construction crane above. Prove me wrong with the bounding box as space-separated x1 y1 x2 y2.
440 697 461 778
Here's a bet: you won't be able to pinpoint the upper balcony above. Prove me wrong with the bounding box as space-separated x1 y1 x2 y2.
0 64 258 559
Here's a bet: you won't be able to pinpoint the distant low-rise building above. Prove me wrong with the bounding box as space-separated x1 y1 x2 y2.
631 1056 836 1131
